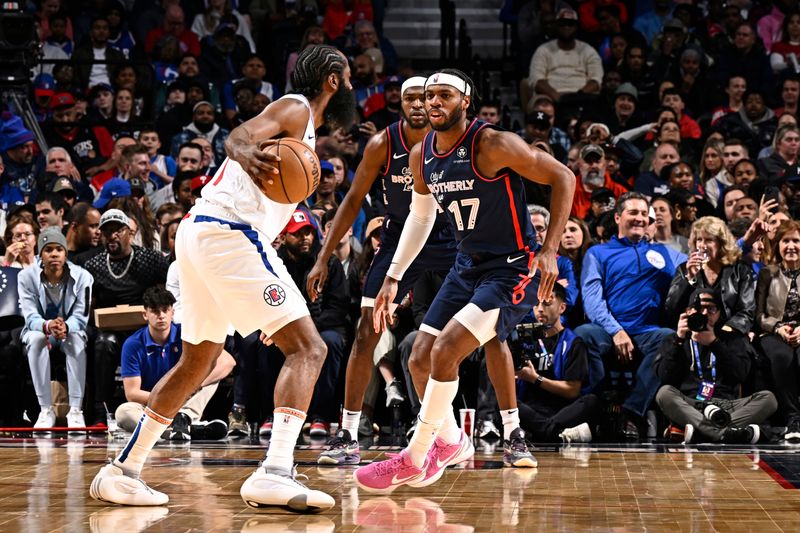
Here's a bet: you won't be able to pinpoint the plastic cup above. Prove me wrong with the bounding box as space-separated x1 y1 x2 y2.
459 408 476 439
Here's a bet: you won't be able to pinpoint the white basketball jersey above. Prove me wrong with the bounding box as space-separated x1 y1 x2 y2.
194 94 316 241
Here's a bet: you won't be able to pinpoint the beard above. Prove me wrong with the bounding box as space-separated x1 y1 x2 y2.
324 81 357 131
430 105 464 132
400 108 428 129
582 170 604 188
195 120 214 133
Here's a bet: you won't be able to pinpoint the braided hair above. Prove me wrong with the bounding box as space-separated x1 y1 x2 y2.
291 45 348 100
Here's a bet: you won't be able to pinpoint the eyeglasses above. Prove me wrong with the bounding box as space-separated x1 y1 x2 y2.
11 231 34 241
533 225 547 233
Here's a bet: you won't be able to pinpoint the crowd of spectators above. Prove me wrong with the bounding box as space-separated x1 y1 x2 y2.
3 0 800 446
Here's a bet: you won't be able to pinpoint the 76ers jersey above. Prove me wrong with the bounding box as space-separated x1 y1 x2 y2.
194 94 316 242
421 118 536 256
381 121 449 235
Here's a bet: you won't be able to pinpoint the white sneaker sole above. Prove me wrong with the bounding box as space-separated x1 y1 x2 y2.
89 465 169 506
240 471 334 512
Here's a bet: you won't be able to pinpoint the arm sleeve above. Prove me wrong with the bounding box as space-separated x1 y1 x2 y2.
580 251 623 336
386 191 437 280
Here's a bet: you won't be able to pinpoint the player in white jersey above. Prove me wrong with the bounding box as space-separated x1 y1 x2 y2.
89 45 356 512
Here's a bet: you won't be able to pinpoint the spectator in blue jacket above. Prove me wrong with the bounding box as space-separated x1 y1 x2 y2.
19 228 93 430
576 192 686 440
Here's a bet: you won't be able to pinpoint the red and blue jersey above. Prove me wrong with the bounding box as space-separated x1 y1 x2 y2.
421 118 536 256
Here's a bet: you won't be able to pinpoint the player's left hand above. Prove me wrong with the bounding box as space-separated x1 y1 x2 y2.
373 277 398 333
259 331 274 346
529 248 558 302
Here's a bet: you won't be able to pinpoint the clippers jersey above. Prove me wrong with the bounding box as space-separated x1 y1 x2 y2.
194 94 316 242
381 120 449 237
421 118 536 256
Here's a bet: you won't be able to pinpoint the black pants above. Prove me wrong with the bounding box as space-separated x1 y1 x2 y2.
518 394 601 442
90 327 135 422
757 334 800 422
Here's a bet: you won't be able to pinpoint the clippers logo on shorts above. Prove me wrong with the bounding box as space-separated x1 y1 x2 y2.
264 284 286 306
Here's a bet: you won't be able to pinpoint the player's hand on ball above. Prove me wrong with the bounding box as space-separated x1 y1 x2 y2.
306 259 329 302
373 278 399 333
242 141 281 186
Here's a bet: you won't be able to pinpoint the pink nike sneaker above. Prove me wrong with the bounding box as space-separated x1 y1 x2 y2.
353 449 427 494
409 432 474 488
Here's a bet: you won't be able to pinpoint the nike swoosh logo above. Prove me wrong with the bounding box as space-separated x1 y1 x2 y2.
424 157 435 164
392 471 423 484
507 254 526 264
393 152 406 159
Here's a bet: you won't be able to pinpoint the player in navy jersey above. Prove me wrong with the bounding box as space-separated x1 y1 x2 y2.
307 76 457 464
354 69 575 493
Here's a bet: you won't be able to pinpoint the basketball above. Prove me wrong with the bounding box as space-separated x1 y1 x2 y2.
257 138 321 204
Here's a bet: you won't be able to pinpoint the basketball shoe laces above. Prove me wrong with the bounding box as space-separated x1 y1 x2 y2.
507 433 530 453
373 453 409 476
326 431 351 449
265 463 311 488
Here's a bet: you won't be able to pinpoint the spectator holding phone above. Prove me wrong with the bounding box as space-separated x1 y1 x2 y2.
755 219 800 442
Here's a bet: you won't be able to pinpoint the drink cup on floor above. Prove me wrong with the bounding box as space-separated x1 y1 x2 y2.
459 408 475 439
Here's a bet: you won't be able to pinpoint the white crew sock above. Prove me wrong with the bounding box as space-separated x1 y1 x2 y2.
264 407 306 471
341 409 361 439
407 378 459 468
437 410 462 444
500 408 521 441
114 409 171 477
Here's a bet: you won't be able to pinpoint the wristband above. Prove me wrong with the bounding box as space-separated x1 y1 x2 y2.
532 375 544 388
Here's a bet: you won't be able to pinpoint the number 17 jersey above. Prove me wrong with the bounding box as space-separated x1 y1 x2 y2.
421 118 536 257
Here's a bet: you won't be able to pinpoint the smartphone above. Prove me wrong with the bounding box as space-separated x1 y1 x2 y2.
764 185 781 213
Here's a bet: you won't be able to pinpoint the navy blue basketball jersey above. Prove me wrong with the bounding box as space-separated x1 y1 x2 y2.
381 120 449 234
421 118 536 256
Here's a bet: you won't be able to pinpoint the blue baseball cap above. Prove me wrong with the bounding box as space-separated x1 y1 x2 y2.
321 160 335 173
384 75 404 87
94 178 132 209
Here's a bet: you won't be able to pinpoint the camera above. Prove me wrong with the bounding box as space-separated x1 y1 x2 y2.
347 123 363 138
509 322 549 371
686 312 708 333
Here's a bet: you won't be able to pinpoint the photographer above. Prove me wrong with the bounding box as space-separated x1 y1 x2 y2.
655 289 776 444
513 284 600 443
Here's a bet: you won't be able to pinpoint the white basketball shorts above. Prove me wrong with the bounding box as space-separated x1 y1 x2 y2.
176 212 310 345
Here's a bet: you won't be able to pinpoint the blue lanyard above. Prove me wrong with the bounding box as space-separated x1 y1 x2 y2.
690 341 716 381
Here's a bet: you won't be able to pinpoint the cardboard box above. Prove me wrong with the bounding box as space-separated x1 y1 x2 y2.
94 305 146 331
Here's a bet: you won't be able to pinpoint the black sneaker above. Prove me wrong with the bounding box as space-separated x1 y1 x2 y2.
785 418 800 442
502 428 537 467
721 424 760 445
621 418 640 441
167 412 191 441
191 419 228 440
703 403 731 428
227 406 249 437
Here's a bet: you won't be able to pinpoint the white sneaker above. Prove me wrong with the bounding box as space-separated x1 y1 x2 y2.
89 506 169 532
34 406 56 429
559 422 592 443
67 408 86 433
89 463 169 506
477 419 502 439
240 465 335 512
683 424 695 445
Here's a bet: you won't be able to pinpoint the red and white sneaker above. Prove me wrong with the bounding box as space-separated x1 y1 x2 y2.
353 449 427 494
409 432 474 488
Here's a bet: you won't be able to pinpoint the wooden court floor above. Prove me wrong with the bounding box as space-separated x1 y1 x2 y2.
2 436 800 532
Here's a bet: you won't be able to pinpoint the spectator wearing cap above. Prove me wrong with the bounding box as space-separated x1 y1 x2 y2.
530 95 572 156
66 202 102 266
367 75 404 131
221 54 281 126
586 187 617 236
267 209 350 434
191 0 255 52
144 3 200 58
71 15 126 91
197 17 252 90
665 47 713 118
170 102 230 168
603 82 644 134
19 226 93 430
43 93 115 178
32 74 56 122
93 178 131 210
525 8 603 112
83 208 170 423
578 192 686 440
571 144 628 219
87 83 115 123
52 177 78 208
0 114 44 206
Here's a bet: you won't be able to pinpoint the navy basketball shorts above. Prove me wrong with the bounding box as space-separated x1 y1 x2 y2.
420 250 541 346
361 226 457 308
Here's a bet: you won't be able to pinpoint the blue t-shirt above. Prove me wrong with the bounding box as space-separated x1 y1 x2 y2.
121 323 182 392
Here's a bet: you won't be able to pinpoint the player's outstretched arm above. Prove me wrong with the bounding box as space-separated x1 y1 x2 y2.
477 130 576 301
224 98 309 186
373 144 435 332
307 129 388 301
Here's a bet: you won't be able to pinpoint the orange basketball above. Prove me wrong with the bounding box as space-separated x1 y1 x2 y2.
258 138 320 204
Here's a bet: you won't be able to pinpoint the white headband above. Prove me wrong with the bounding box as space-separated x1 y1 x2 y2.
425 72 471 96
401 76 427 95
